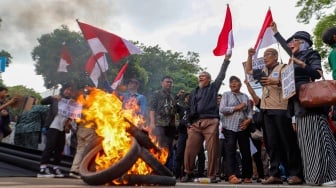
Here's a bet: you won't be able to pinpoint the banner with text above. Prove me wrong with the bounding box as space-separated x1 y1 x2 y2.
58 98 83 119
281 63 296 99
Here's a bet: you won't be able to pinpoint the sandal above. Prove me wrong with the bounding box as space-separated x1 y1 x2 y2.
228 175 241 184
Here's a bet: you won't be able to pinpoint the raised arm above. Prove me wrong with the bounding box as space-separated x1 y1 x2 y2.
244 79 260 107
245 48 255 75
271 22 292 56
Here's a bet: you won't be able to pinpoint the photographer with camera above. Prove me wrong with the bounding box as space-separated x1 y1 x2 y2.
245 48 303 185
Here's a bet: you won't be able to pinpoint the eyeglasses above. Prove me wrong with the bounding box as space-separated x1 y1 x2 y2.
263 53 275 58
288 38 303 44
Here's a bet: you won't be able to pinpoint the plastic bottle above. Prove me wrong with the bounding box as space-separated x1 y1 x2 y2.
197 177 211 183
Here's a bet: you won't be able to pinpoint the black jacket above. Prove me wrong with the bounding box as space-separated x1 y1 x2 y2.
189 59 230 123
40 96 59 128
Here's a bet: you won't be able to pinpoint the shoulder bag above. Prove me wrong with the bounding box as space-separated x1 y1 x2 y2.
299 70 336 108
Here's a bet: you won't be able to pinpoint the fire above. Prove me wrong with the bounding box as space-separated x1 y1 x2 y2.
77 87 168 176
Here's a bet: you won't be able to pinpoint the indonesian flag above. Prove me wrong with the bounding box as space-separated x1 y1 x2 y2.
57 44 72 72
85 53 108 87
111 62 129 90
77 20 142 63
213 4 234 56
253 9 277 58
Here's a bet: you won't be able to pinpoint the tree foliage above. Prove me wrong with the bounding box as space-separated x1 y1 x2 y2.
31 26 202 96
32 25 92 89
7 85 42 119
295 0 336 71
295 0 336 24
313 14 336 71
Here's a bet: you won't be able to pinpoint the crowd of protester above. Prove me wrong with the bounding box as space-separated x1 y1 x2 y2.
2 22 336 187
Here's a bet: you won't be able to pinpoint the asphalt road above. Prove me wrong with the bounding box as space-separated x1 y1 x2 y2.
0 177 321 188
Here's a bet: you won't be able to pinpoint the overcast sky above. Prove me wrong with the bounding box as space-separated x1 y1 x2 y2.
0 0 321 94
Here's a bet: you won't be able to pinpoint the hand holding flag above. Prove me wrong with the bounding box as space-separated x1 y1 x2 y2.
213 4 234 56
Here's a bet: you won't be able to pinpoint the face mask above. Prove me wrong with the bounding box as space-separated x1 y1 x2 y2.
299 40 310 52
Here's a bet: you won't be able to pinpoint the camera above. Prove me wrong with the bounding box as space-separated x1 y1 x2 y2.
253 69 267 85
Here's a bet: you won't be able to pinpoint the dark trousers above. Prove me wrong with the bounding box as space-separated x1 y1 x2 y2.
251 139 264 179
152 126 175 171
263 112 302 177
40 128 66 166
216 138 226 176
223 129 252 179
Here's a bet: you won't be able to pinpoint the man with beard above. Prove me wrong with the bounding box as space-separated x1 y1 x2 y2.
181 54 231 183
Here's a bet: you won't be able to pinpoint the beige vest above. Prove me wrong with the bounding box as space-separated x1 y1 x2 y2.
260 64 288 110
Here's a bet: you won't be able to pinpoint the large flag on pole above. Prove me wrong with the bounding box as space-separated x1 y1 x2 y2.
57 44 72 72
85 53 109 87
77 20 142 63
213 4 234 56
253 9 277 58
111 62 129 90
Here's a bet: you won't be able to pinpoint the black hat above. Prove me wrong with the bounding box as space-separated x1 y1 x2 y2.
286 31 313 46
229 75 241 83
322 27 336 46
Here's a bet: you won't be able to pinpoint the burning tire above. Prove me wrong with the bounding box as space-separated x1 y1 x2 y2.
79 137 140 185
124 174 176 186
139 147 173 176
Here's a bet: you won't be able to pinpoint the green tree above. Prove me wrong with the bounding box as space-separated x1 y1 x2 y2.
313 14 336 71
124 44 201 96
32 25 92 89
8 85 42 120
296 0 336 24
295 0 336 71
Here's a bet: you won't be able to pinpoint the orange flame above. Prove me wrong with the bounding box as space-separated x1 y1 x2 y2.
77 88 168 176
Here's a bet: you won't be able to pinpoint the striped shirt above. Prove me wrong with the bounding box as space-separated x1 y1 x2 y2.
219 91 253 132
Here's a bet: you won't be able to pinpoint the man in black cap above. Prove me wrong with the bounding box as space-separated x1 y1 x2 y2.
220 75 253 184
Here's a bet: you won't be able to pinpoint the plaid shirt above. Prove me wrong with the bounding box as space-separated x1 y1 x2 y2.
219 91 253 132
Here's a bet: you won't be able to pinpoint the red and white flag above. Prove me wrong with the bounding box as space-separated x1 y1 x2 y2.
253 9 277 58
111 62 129 90
85 53 108 87
77 20 142 63
57 44 72 72
213 4 234 56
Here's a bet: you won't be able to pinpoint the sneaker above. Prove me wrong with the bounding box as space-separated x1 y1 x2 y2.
181 174 194 182
37 167 55 178
210 177 219 183
69 171 81 179
322 180 336 186
53 168 64 178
